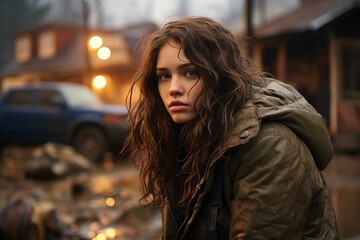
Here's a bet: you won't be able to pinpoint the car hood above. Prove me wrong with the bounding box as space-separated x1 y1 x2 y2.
76 103 128 115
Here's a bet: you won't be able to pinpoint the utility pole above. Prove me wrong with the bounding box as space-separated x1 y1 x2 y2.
245 0 253 58
82 0 91 87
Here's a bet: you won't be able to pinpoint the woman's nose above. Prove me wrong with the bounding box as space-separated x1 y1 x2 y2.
169 77 183 96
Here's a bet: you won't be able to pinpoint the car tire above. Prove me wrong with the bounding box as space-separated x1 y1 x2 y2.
73 125 108 162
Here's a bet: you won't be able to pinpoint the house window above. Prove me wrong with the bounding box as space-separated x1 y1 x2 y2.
341 40 360 99
15 35 31 63
38 30 56 59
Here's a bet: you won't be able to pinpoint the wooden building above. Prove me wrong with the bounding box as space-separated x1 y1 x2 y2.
0 22 156 105
253 0 360 152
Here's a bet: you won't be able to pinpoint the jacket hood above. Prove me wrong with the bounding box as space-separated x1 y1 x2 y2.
250 78 333 170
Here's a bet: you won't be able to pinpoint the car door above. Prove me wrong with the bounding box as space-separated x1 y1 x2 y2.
31 89 68 143
1 89 36 142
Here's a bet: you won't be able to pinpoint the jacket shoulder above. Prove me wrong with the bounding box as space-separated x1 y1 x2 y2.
226 121 314 183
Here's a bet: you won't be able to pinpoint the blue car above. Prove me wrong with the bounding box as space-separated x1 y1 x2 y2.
0 82 129 162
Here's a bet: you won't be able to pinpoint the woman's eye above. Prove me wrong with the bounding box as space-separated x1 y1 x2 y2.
158 73 170 81
185 70 199 79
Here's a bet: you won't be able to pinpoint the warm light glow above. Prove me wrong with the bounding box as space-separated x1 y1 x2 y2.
92 75 107 89
89 36 103 49
104 228 116 238
95 232 107 240
105 197 115 207
97 47 111 60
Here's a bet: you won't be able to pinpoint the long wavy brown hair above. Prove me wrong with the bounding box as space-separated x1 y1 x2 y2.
124 16 264 208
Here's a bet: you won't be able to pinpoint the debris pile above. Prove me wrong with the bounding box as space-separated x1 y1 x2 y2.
0 143 161 239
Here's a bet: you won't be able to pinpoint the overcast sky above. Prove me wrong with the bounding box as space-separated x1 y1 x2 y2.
36 0 300 30
100 0 240 26
98 0 300 30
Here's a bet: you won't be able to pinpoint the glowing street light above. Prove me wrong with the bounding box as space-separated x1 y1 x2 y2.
97 47 111 60
88 35 103 49
92 75 107 89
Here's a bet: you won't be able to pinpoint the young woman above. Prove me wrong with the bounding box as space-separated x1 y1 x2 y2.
124 16 339 239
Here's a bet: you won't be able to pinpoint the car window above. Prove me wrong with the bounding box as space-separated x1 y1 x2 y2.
36 90 62 108
5 90 33 107
61 85 101 106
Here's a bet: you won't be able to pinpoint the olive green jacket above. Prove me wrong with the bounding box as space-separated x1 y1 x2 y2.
161 78 339 240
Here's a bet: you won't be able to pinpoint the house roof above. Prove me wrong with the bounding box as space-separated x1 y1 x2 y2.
254 0 360 39
0 32 86 77
0 22 156 77
121 22 158 64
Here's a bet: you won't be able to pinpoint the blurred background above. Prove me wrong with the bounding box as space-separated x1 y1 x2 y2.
0 0 359 239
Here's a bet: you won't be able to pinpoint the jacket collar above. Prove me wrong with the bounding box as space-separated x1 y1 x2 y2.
224 100 260 150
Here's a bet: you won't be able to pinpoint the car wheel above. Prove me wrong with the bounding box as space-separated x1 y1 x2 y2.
73 125 107 162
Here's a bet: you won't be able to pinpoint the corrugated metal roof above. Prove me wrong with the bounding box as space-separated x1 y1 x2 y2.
254 0 360 39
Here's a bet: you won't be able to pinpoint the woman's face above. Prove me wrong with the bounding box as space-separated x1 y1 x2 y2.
156 41 204 124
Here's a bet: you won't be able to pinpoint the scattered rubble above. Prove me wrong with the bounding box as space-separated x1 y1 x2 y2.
0 143 161 240
25 142 91 180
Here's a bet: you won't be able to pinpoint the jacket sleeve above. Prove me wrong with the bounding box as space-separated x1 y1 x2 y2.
229 123 315 239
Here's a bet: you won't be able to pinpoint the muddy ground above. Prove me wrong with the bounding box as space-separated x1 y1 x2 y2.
0 143 161 240
2 143 360 240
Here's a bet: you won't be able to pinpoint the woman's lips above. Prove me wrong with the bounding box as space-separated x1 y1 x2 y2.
168 100 188 111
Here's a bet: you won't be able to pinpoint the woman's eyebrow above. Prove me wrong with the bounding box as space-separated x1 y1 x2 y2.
156 63 195 71
179 63 196 69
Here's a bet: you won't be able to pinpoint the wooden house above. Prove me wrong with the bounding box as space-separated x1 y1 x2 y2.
0 22 156 105
253 0 360 152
